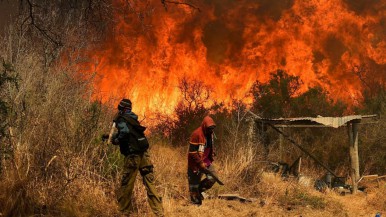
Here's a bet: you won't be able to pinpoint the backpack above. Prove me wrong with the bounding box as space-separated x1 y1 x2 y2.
115 114 149 153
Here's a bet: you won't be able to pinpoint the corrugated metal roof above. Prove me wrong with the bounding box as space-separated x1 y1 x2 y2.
254 115 372 128
247 110 377 128
312 115 362 128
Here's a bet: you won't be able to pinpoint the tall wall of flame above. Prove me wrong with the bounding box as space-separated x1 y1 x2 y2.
91 0 385 115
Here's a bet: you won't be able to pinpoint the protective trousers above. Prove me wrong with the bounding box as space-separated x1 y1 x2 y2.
187 164 217 205
117 151 164 216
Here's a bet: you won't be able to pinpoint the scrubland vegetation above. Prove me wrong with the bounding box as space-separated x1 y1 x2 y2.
1 1 385 217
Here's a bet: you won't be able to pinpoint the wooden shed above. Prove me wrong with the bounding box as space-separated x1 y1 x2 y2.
247 111 378 194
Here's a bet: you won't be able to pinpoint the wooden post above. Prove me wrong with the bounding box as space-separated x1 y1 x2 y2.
247 118 255 144
352 123 360 180
279 127 284 162
347 122 360 194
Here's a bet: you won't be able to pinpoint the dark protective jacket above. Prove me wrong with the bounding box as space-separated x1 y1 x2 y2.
113 111 149 155
188 116 216 172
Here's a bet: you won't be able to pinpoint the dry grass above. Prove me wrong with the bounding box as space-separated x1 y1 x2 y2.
145 143 383 217
1 120 384 217
366 181 386 212
1 123 385 216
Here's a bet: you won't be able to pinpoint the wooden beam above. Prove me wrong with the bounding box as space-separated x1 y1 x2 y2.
348 122 360 194
378 175 386 179
353 123 360 180
271 122 378 128
279 127 283 161
273 124 335 128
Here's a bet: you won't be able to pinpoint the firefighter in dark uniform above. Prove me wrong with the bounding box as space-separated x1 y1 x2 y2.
111 99 164 216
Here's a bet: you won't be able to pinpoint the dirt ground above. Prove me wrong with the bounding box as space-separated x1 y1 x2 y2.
161 192 382 217
158 180 385 217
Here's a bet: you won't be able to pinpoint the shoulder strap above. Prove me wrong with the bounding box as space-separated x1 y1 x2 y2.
118 113 147 136
119 114 140 126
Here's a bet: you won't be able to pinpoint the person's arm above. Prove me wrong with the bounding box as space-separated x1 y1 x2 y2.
189 143 206 169
112 119 130 144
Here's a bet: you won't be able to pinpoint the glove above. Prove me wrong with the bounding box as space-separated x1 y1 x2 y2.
112 138 120 145
199 161 207 170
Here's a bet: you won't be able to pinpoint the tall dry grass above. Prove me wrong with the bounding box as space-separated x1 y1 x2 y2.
145 141 353 217
0 24 121 216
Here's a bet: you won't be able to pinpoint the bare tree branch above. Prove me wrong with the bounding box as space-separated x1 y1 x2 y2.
178 77 211 112
23 0 63 47
352 64 370 90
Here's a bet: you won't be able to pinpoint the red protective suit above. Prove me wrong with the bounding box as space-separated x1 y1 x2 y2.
188 116 216 172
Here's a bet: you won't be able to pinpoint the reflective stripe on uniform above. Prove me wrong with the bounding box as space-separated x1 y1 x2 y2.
189 184 200 191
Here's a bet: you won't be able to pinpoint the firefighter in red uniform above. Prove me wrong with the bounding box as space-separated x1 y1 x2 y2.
187 116 219 205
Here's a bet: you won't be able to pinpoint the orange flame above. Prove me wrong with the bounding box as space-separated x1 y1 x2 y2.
90 0 385 116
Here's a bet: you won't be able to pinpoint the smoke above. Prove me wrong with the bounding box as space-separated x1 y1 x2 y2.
343 0 382 15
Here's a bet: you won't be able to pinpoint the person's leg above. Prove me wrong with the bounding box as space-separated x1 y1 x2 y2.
117 154 140 213
199 164 217 193
188 169 202 205
139 151 164 217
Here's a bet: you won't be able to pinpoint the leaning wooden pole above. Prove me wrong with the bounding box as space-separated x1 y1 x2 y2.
347 121 360 194
107 122 116 145
246 110 339 178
